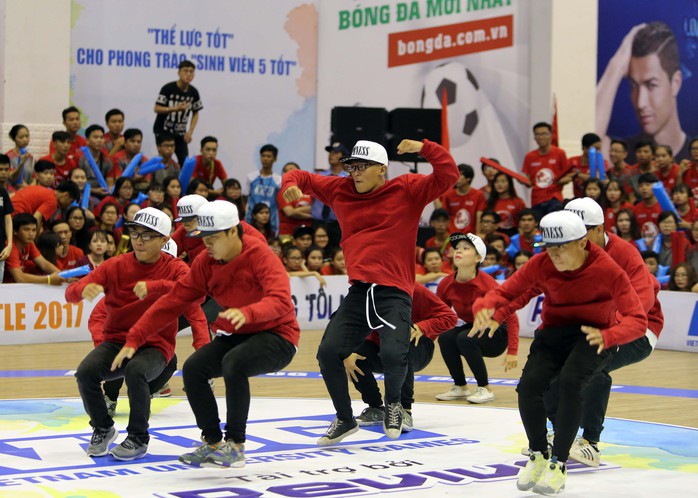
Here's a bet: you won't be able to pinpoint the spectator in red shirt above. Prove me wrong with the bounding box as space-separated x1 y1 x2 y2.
607 139 636 203
112 128 150 191
249 203 273 241
615 207 642 244
320 247 347 276
633 173 663 246
667 262 698 292
603 179 634 233
104 109 125 156
277 162 312 238
655 144 680 195
33 160 56 189
473 210 646 495
10 181 79 232
162 176 182 217
193 136 227 197
521 122 574 219
672 183 697 229
39 131 77 187
479 158 498 200
627 141 656 196
51 220 84 271
3 213 63 284
96 177 136 217
291 225 313 254
569 133 608 199
435 163 486 234
50 106 87 162
415 247 449 288
220 178 247 219
486 172 526 237
423 208 449 251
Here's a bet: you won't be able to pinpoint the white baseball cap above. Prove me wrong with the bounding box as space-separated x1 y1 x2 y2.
161 238 178 257
536 210 587 247
564 197 605 226
449 232 487 262
125 207 171 237
188 200 240 238
175 194 209 221
340 140 389 166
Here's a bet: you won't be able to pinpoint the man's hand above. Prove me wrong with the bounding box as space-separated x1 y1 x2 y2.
612 23 647 76
283 186 303 203
503 354 518 372
184 132 193 144
471 308 499 337
581 325 605 354
0 244 11 261
410 323 424 346
111 346 136 371
314 273 327 288
396 139 424 155
174 102 190 112
133 281 148 300
219 308 246 330
82 283 105 301
343 353 366 383
48 271 65 286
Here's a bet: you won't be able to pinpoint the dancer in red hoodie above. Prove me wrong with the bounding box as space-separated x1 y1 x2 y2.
282 138 458 444
67 207 199 461
472 210 646 495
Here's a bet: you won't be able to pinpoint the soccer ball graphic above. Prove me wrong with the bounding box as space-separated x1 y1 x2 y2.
421 61 480 147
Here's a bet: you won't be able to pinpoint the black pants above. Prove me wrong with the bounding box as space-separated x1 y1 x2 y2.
438 323 508 387
182 331 296 444
531 198 563 222
352 337 435 410
75 342 167 442
317 282 412 421
103 354 178 401
516 325 613 461
544 335 653 443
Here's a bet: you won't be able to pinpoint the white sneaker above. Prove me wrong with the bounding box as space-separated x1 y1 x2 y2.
569 436 600 467
466 386 495 404
435 384 471 401
521 431 554 456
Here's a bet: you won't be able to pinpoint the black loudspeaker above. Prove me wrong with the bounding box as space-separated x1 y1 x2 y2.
388 108 442 162
331 107 388 134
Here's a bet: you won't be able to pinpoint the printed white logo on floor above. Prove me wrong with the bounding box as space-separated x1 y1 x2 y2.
0 398 695 497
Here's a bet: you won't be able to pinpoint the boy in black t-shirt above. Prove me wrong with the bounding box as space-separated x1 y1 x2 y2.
153 60 203 165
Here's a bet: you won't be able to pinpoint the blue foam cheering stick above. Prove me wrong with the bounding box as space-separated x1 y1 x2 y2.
134 191 148 205
81 183 91 210
596 150 606 180
652 182 681 221
58 264 92 279
121 153 143 179
80 146 108 190
480 264 501 275
588 147 597 178
115 215 124 229
138 160 167 176
179 156 197 193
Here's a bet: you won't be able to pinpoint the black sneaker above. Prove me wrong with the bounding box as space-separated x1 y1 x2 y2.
317 418 359 446
383 402 404 439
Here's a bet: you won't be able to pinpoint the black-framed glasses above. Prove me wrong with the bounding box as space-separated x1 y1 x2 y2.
344 162 378 173
128 230 162 241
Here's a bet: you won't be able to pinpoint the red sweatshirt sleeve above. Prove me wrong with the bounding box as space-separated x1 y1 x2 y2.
184 302 210 350
87 299 107 347
282 170 345 208
238 251 297 326
65 259 111 303
413 286 458 340
600 272 647 348
503 312 520 355
405 140 460 205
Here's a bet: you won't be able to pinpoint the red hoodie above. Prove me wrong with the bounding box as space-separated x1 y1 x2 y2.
282 140 458 297
473 242 647 349
66 253 197 361
128 235 300 347
366 283 457 345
